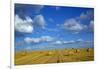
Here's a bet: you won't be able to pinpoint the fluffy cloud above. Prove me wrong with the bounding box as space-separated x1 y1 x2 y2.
62 10 94 33
24 37 40 44
15 14 46 33
67 10 94 33
25 16 33 23
63 18 87 32
89 20 94 32
40 36 54 42
79 10 94 20
15 15 34 33
24 36 54 44
53 40 76 45
80 13 88 19
33 14 46 29
55 41 62 44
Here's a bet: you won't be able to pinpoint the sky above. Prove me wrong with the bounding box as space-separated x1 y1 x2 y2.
15 4 94 51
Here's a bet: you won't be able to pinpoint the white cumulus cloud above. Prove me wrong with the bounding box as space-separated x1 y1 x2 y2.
24 36 54 44
15 15 34 33
24 37 40 44
33 14 46 29
63 18 87 32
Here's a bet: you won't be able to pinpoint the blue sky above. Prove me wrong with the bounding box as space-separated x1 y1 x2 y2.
15 4 94 51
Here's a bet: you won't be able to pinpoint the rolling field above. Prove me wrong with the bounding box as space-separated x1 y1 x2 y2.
15 48 94 65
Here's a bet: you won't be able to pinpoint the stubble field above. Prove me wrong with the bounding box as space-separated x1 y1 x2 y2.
15 48 94 65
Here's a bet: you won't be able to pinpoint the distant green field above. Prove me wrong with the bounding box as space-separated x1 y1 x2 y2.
15 48 94 65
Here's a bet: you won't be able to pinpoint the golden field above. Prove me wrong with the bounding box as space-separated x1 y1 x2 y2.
15 48 94 65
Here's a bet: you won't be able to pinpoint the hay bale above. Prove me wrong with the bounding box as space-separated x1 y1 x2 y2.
48 52 53 55
45 52 53 56
68 51 74 55
57 59 60 63
75 49 80 53
40 52 43 54
21 52 27 56
86 48 91 52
